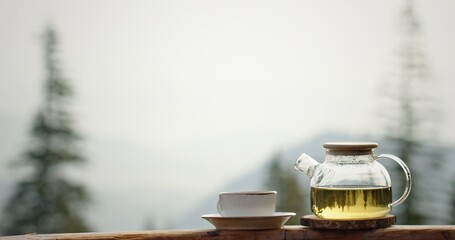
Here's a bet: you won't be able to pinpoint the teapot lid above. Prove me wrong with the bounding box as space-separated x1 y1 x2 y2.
323 142 378 154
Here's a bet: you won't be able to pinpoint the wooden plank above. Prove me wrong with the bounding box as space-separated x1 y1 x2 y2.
1 226 455 240
0 229 285 240
286 225 455 240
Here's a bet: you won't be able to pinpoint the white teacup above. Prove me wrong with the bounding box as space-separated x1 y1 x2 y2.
217 191 277 217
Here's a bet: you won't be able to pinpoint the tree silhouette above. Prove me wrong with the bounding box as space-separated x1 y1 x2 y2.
379 0 443 224
1 26 91 235
264 152 305 225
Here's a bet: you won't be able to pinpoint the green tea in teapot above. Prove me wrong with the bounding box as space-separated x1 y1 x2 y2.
311 185 392 219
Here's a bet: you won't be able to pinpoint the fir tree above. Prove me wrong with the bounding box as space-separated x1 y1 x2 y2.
1 26 90 235
380 0 443 224
264 152 305 225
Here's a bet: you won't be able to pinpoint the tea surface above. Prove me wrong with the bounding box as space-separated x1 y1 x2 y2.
311 185 392 219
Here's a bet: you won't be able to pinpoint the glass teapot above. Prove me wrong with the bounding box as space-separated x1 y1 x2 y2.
294 142 411 220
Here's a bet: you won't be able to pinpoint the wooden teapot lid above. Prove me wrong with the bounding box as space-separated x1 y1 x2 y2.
323 142 378 155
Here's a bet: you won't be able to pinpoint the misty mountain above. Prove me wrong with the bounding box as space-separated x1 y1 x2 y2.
2 111 454 230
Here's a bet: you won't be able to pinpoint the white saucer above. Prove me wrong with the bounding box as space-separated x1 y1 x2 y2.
201 212 296 230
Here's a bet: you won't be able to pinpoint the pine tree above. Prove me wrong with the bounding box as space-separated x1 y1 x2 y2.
1 26 90 235
264 152 305 225
380 0 443 224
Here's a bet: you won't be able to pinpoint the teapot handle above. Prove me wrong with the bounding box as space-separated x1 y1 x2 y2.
377 154 412 208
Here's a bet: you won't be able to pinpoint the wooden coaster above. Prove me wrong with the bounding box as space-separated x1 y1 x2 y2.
301 214 396 229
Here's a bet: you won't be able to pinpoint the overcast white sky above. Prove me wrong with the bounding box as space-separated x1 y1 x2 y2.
1 0 454 230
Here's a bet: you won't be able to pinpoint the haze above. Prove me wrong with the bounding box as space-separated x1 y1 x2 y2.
1 0 454 230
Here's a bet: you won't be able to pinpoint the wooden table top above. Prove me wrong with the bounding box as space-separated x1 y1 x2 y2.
1 225 455 240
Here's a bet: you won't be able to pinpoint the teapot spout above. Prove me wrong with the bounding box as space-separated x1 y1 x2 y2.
294 153 320 178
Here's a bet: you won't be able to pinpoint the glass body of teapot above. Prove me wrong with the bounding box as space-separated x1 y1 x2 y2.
295 142 411 220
